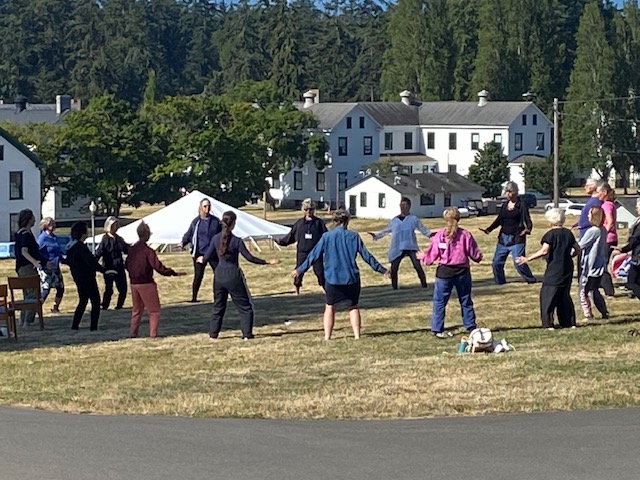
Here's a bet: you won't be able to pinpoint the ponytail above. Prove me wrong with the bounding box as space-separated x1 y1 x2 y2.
217 211 237 257
443 207 461 241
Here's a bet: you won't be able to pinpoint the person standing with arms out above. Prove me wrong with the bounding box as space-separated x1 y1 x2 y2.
418 207 483 338
66 222 107 331
37 217 66 314
480 182 536 285
95 216 130 310
203 211 280 340
292 209 390 341
577 206 609 321
517 208 581 330
369 197 429 290
177 198 221 303
276 198 327 294
574 178 603 238
597 183 617 297
126 222 186 338
14 209 47 327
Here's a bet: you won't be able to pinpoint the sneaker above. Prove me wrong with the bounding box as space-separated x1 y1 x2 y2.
284 320 294 326
50 305 60 314
581 316 594 324
434 331 453 339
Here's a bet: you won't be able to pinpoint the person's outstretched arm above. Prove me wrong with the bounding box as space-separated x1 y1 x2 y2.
415 218 430 238
239 241 268 265
357 238 388 274
149 248 179 276
295 237 325 274
276 221 298 247
370 220 393 240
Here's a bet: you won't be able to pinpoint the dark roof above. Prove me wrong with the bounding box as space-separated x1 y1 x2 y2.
616 197 639 213
349 172 483 195
0 104 64 125
299 98 547 129
418 101 533 126
358 102 419 126
0 126 44 168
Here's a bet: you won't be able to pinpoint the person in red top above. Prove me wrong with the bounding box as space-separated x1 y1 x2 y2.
125 221 186 338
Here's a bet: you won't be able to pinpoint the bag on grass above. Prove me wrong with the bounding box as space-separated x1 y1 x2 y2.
468 328 493 353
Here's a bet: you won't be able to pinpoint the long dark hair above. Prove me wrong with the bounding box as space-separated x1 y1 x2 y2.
217 211 237 257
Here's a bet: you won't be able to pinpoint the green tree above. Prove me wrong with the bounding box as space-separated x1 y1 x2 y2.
269 0 304 99
468 141 509 197
449 0 479 101
523 156 572 196
562 0 617 176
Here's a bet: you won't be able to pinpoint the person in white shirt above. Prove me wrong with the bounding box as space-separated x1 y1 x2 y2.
370 197 430 289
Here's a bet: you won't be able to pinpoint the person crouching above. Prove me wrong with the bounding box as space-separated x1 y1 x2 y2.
418 207 483 338
125 221 186 338
66 222 105 331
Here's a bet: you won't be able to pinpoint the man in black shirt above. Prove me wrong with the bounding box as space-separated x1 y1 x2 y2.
277 199 327 294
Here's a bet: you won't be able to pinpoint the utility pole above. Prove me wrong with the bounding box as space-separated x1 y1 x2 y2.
553 97 560 208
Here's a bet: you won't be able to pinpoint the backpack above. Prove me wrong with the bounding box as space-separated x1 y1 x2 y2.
468 328 493 353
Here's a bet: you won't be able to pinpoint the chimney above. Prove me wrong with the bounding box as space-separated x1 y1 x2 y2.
400 90 413 106
478 90 490 107
14 95 27 113
303 90 317 108
56 94 72 115
415 179 422 188
307 88 320 104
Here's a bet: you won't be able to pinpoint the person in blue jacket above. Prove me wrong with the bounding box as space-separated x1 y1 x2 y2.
37 217 66 313
293 209 390 340
370 197 430 289
177 198 221 302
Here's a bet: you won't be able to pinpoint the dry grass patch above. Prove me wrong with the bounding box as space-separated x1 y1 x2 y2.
1 212 640 418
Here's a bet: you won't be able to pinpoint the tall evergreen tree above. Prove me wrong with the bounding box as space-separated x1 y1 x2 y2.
562 0 617 175
269 0 304 99
449 0 479 101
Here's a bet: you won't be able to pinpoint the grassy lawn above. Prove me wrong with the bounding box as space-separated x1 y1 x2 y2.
1 211 640 419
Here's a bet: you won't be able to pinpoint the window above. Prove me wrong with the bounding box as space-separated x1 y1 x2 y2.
346 117 352 129
422 165 430 173
384 132 393 150
363 136 373 155
449 132 457 150
448 164 457 173
0 145 4 160
522 114 527 126
360 192 367 207
316 172 325 191
537 133 545 150
515 133 523 151
404 132 413 150
338 172 348 191
61 190 72 208
9 171 23 200
359 116 365 129
427 132 435 149
294 171 302 190
471 133 480 150
493 133 502 147
9 213 19 239
444 192 451 207
338 137 348 156
400 165 413 175
378 193 386 208
532 114 538 126
420 193 435 206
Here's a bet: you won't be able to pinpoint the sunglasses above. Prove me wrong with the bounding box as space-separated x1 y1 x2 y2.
202 205 211 209
304 208 314 212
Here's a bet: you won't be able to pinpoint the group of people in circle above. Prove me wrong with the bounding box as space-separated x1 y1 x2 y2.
10 176 635 341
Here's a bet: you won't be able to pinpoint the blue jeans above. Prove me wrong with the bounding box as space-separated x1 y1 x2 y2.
431 270 476 333
492 234 536 284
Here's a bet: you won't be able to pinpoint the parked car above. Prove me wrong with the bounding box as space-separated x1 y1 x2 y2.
462 199 487 216
518 193 537 209
526 190 551 203
564 204 585 216
457 206 471 218
544 198 576 211
0 242 15 259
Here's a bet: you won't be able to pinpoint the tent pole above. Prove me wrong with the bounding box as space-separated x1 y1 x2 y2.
271 236 282 251
249 237 262 252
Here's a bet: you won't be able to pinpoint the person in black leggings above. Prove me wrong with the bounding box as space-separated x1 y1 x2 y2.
95 216 130 310
178 198 221 302
202 211 280 340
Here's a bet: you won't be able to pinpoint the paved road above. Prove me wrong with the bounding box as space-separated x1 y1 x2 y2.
1 407 639 479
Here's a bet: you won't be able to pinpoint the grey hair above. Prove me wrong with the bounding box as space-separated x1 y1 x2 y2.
40 217 55 231
503 181 519 194
586 178 604 188
103 216 119 233
544 207 565 226
301 198 316 211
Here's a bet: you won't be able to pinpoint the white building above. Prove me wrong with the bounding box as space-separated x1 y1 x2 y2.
1 94 85 221
269 90 552 208
344 172 484 219
0 126 42 242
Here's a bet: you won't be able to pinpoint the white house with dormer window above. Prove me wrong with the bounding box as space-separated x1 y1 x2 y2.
0 126 42 243
268 89 552 208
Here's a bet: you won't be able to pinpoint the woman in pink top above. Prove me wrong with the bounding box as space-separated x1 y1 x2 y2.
598 183 617 296
418 207 483 338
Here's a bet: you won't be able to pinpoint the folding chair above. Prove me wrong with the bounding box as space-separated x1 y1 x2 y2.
8 276 44 330
0 284 17 340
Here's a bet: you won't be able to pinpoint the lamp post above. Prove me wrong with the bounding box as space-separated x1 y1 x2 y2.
324 151 333 210
89 200 97 253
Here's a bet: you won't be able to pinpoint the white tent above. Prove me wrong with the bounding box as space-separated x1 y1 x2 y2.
89 190 290 250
